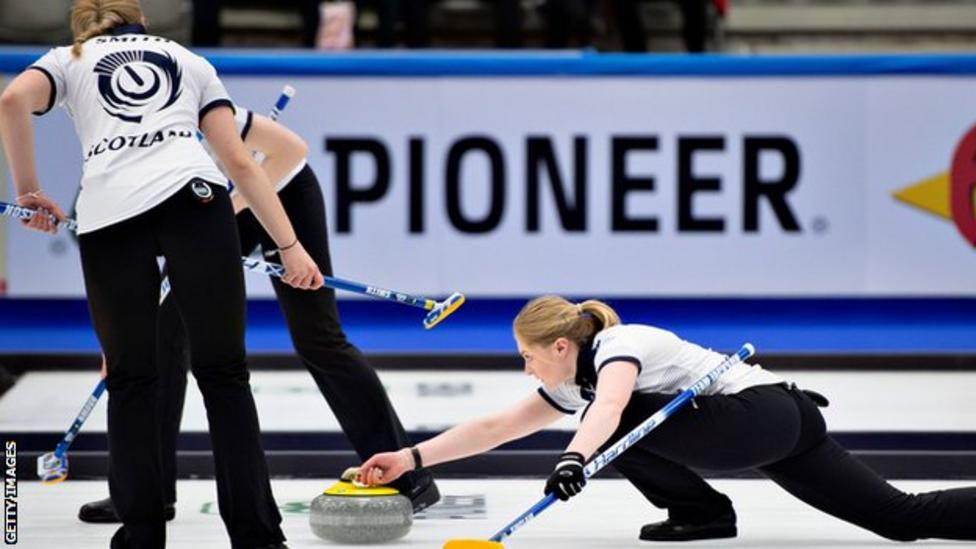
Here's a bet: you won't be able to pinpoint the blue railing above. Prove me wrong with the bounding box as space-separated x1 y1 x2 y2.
4 48 976 77
0 297 974 353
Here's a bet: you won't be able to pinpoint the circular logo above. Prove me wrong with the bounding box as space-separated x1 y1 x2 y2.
94 50 183 123
191 181 214 203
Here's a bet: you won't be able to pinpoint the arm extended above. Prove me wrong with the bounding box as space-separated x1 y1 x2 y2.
360 392 566 485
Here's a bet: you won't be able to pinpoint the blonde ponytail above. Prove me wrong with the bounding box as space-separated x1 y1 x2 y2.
70 0 144 58
578 299 620 333
513 295 621 347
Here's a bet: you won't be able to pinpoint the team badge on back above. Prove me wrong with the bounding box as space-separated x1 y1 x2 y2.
94 50 183 123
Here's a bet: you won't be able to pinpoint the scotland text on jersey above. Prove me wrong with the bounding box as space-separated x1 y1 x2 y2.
84 129 194 162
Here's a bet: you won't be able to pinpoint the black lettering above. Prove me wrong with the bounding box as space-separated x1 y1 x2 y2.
108 137 126 151
408 137 424 233
325 137 391 233
611 136 658 232
526 136 587 232
445 137 505 233
677 136 725 232
93 139 107 156
126 135 139 147
743 136 801 232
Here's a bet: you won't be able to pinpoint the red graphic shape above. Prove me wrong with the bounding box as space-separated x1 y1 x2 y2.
950 125 976 246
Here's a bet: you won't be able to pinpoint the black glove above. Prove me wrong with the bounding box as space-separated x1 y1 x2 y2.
545 452 586 501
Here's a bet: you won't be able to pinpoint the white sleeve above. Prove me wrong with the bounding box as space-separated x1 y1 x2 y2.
195 56 233 121
537 383 587 415
28 49 66 116
593 327 644 374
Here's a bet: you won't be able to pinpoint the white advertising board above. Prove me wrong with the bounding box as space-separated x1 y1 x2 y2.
3 69 975 297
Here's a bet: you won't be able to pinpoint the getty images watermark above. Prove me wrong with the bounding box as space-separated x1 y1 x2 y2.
3 440 15 545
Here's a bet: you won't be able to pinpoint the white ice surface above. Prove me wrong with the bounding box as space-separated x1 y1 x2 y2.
11 479 973 548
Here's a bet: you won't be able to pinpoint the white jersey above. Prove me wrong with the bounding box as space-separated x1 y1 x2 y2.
30 25 231 234
200 105 307 193
539 324 783 414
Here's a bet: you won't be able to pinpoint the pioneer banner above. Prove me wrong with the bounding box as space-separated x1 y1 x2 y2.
2 53 974 296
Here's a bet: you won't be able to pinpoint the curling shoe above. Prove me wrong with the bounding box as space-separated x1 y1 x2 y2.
79 497 175 524
639 511 737 542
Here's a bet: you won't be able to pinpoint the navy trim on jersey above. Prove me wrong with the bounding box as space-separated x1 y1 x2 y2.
598 355 643 374
575 339 597 388
26 66 56 116
241 110 254 140
574 339 598 403
537 387 576 415
109 24 148 36
199 99 235 123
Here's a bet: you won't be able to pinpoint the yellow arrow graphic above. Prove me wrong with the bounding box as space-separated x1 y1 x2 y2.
893 171 953 221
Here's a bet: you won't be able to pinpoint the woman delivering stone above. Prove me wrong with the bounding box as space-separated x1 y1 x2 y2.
360 295 976 543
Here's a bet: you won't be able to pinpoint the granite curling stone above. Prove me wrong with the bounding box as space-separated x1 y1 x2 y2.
310 467 413 544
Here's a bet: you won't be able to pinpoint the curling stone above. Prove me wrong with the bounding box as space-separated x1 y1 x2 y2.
310 467 413 544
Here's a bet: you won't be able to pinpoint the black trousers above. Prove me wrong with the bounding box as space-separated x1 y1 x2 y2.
607 384 976 541
156 166 425 498
80 183 284 549
612 0 708 52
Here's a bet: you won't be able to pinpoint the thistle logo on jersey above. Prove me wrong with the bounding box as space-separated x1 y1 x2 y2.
94 50 183 123
893 124 976 248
